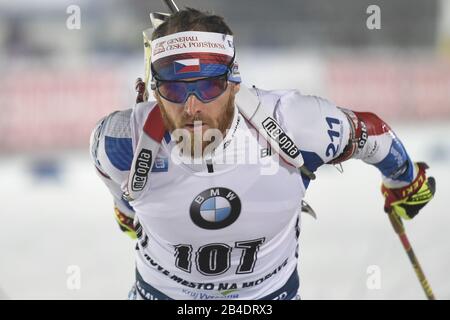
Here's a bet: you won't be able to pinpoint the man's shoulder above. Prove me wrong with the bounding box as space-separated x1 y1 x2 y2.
256 87 349 164
256 88 340 135
254 88 330 119
89 101 158 180
93 100 158 135
255 87 328 111
132 100 160 129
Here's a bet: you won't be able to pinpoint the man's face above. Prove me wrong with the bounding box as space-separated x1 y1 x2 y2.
154 80 240 157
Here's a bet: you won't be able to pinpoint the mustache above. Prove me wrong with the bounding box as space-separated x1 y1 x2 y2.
180 114 211 126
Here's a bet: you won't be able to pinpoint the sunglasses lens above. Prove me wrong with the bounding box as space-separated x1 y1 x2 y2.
157 82 187 103
197 77 228 101
156 75 228 104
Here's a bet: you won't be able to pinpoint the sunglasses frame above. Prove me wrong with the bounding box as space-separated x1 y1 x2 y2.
152 72 230 104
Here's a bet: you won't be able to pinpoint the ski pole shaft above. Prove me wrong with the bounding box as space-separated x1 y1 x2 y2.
163 0 179 13
388 211 435 300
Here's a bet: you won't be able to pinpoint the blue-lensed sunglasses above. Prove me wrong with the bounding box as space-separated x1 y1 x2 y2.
151 73 229 104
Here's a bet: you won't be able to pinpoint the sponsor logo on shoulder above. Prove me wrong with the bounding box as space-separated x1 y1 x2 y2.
261 117 300 159
131 148 152 191
151 156 169 172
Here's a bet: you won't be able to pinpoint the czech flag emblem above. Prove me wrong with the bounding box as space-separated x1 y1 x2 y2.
174 59 201 74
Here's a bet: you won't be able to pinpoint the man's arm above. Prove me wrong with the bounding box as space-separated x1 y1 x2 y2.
273 90 435 218
331 108 436 219
89 110 137 238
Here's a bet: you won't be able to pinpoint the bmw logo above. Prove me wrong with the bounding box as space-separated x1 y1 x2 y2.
190 187 241 230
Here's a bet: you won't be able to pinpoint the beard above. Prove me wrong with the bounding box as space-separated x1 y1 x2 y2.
157 91 236 159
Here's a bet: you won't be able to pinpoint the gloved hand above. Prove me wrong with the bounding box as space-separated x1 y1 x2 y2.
114 207 137 239
381 162 436 220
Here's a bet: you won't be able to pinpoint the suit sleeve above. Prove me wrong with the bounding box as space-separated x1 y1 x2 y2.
89 109 136 230
274 90 351 173
336 109 416 188
274 90 415 188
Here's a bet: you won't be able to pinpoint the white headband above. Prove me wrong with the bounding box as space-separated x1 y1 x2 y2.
151 31 235 63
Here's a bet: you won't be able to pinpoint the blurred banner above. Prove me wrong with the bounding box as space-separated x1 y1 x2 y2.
326 56 450 120
1 0 449 153
0 67 124 152
1 55 449 152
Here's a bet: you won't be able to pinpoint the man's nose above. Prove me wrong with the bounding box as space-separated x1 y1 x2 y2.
184 94 203 116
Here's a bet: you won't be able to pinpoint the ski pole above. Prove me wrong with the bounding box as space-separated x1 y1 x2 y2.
388 211 435 300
